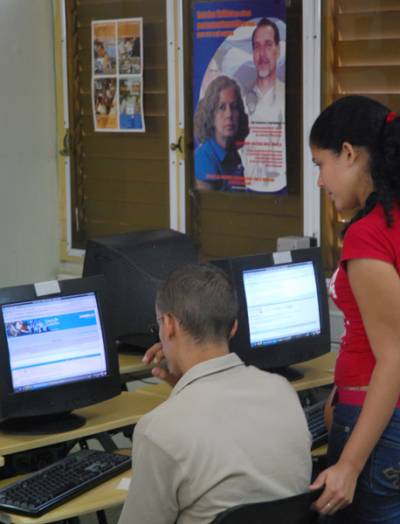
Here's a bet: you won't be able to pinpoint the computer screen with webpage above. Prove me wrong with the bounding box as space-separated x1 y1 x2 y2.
3 292 107 393
0 276 120 433
211 248 330 379
243 261 321 348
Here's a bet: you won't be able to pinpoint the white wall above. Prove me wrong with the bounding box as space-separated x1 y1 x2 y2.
0 0 58 287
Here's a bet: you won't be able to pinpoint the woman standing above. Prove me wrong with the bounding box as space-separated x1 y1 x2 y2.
309 95 400 523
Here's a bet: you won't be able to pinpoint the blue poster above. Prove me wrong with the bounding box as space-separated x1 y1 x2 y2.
193 1 287 193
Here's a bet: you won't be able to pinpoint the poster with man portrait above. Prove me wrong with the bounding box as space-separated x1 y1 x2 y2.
92 18 145 132
193 0 287 192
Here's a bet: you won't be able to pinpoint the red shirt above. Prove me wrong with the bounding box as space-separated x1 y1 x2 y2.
330 204 400 387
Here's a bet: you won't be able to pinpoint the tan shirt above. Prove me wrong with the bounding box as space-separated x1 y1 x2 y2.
118 353 312 524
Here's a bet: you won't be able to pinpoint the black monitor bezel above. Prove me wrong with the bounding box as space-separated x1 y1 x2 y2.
0 275 120 423
215 247 330 371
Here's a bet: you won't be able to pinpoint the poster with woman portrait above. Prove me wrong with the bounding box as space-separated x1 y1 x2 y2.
193 0 287 192
92 18 145 132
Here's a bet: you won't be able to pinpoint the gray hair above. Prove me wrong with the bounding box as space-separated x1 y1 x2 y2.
156 264 238 344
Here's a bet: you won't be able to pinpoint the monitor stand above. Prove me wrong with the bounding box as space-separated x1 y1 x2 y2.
0 412 85 435
269 366 304 382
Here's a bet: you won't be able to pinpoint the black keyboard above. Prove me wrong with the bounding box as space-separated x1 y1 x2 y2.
0 449 131 517
304 400 329 449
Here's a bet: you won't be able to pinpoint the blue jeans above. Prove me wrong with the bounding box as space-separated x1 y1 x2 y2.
321 404 400 523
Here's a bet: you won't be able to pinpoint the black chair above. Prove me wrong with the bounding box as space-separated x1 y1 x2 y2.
211 488 323 524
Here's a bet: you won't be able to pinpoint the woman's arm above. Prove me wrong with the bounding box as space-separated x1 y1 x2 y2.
311 258 400 515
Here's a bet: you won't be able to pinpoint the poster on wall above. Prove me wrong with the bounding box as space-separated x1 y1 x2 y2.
92 18 145 132
193 0 287 192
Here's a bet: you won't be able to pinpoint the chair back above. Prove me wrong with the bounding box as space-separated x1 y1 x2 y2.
211 488 323 524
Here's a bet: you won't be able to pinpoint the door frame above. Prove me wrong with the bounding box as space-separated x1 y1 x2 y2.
167 0 186 233
303 0 321 243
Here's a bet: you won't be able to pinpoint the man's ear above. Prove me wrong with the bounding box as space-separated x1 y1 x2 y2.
163 313 178 339
229 319 238 340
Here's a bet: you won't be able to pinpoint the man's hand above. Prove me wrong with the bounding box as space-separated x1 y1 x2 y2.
142 342 180 387
310 459 359 515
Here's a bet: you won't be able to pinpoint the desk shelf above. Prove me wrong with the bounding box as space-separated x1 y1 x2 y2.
0 392 164 458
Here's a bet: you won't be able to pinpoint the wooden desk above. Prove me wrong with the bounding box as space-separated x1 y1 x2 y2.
118 352 151 382
0 391 164 458
0 391 168 524
118 351 337 392
290 352 336 392
135 382 172 398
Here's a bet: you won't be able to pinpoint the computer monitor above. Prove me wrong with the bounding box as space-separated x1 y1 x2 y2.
212 247 330 380
83 229 199 351
0 275 120 434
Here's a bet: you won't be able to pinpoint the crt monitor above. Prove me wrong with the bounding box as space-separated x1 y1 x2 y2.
212 247 330 380
83 229 198 350
0 275 120 434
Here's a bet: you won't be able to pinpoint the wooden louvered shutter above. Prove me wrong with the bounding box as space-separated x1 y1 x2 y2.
65 0 170 250
321 0 400 271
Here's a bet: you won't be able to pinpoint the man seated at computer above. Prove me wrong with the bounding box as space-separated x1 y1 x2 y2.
117 264 312 524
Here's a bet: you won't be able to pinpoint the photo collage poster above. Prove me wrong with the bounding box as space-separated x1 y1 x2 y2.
193 1 287 192
92 18 145 132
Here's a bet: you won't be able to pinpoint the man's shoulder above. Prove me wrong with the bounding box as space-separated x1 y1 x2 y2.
133 390 206 463
135 391 194 440
244 365 298 396
242 361 289 382
136 396 174 432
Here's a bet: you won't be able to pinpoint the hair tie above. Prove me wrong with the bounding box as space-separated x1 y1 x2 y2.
386 111 397 124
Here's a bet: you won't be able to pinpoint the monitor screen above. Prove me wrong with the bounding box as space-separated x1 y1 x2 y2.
0 276 121 434
243 261 321 348
212 247 330 380
3 292 107 393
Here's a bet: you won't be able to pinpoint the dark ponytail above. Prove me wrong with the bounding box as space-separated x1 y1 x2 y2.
310 95 400 235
